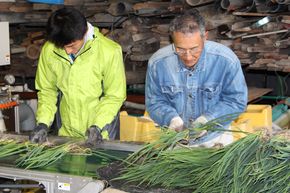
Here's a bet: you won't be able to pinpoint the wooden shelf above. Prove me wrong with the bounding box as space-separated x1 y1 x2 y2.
248 87 272 103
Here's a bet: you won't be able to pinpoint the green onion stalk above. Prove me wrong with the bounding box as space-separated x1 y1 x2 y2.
0 139 28 158
117 116 290 193
16 142 92 169
126 113 241 165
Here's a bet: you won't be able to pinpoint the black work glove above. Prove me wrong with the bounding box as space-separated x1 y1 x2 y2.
85 125 103 146
29 123 48 144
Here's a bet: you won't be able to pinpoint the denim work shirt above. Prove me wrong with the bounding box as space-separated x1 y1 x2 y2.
145 41 248 129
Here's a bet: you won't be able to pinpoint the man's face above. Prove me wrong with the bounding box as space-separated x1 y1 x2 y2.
63 39 85 55
172 31 207 68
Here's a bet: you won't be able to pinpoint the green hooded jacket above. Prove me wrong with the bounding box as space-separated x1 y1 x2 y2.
35 27 126 138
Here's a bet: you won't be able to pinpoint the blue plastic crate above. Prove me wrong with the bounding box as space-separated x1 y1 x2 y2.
27 0 64 4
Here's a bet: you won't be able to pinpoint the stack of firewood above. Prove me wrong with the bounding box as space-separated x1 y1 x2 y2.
219 15 290 72
1 0 289 83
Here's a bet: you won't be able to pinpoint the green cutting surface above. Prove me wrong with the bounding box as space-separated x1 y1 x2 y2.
0 149 129 178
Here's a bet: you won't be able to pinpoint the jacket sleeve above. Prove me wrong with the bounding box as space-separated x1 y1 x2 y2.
35 45 58 127
145 61 180 127
203 60 248 122
93 45 126 129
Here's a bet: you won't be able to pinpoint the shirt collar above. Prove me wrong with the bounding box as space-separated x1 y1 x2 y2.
74 22 94 57
68 22 95 63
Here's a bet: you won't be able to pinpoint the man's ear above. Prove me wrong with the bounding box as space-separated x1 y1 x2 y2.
204 31 209 40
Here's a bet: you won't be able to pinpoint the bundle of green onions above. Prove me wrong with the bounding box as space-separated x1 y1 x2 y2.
118 126 290 192
16 142 92 169
0 139 28 158
0 138 122 169
126 113 241 165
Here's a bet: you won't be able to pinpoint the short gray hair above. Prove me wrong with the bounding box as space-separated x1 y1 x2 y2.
169 9 206 38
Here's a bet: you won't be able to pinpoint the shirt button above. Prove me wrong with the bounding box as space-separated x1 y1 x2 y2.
189 73 192 77
189 94 193 98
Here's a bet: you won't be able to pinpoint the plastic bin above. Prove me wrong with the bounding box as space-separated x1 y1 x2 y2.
27 0 64 4
231 105 272 140
120 111 161 143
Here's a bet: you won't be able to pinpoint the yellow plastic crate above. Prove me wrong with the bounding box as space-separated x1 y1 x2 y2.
232 105 272 140
120 105 272 142
120 111 161 142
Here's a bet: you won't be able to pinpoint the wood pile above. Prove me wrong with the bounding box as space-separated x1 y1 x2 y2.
217 14 290 72
0 0 289 84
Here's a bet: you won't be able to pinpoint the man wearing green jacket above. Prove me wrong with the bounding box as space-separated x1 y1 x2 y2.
30 7 126 145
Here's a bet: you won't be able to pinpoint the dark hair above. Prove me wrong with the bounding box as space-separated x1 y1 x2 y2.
169 9 206 37
46 7 88 48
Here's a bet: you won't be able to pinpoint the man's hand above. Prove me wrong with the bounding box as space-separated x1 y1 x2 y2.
189 116 208 129
188 116 208 140
29 123 48 144
85 125 103 146
169 116 184 132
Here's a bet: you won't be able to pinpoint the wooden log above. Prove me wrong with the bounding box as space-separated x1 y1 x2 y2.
28 31 45 39
130 53 153 61
219 39 234 47
275 59 290 66
24 12 50 22
132 33 152 42
133 1 170 16
234 51 252 59
242 29 288 39
283 67 290 72
125 71 146 85
151 24 169 35
254 42 288 48
9 3 32 12
254 58 276 66
92 13 122 24
122 19 150 34
247 46 279 53
262 22 284 31
64 0 83 5
0 3 13 12
11 46 26 54
32 3 53 10
20 38 32 47
258 52 289 60
132 37 160 54
83 2 109 13
240 58 254 64
186 0 214 7
133 1 170 11
32 38 45 45
259 37 276 45
232 12 274 17
274 38 290 48
280 16 290 25
26 44 41 60
107 2 133 16
267 64 283 71
231 21 254 32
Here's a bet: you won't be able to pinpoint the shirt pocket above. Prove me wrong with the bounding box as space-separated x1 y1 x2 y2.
161 85 184 114
200 84 221 111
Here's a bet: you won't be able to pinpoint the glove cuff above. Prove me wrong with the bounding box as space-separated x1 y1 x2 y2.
169 116 184 129
195 116 208 124
36 123 48 131
90 125 101 132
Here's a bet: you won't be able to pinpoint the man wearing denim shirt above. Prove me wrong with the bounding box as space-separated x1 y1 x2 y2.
145 9 248 147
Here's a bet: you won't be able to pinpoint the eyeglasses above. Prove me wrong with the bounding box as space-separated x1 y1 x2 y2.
173 44 199 56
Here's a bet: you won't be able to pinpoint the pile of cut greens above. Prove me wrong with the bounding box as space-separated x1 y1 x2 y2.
117 119 290 193
0 139 120 169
